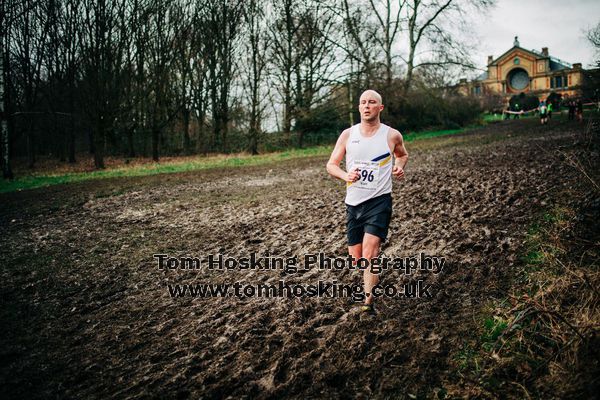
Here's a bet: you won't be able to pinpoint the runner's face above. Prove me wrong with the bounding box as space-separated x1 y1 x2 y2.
359 93 384 122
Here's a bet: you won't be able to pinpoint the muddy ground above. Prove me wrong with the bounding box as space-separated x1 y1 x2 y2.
0 118 596 399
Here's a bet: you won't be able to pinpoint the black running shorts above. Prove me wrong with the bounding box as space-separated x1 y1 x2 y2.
346 193 393 246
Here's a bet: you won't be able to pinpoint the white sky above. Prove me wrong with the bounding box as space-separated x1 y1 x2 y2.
471 0 600 73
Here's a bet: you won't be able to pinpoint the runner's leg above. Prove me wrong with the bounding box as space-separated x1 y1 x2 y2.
361 232 381 305
348 243 362 267
348 243 364 304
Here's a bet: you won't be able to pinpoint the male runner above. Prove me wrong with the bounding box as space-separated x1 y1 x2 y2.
326 90 408 313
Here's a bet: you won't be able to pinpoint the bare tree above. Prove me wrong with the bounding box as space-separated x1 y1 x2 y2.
242 0 269 155
63 0 83 163
337 0 381 87
189 30 208 154
360 0 404 92
584 21 600 101
588 21 600 65
145 0 180 161
331 0 385 124
79 0 130 169
0 0 14 178
172 1 195 155
588 22 600 49
200 0 243 152
269 0 302 135
293 0 339 147
11 0 52 168
269 0 340 144
128 0 152 158
403 0 492 95
43 0 83 163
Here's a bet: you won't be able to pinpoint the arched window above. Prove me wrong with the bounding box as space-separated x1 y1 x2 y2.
508 68 529 91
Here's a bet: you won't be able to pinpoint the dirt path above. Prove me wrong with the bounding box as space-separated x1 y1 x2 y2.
0 119 589 399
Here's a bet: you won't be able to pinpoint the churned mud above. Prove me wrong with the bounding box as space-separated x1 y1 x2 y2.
0 119 594 399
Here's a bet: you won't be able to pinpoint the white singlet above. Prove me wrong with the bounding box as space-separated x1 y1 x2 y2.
344 123 393 206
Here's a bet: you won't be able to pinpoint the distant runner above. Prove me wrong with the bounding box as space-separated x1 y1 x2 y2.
539 101 548 125
326 90 409 314
513 102 521 119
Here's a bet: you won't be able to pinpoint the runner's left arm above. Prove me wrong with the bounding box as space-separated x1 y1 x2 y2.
391 130 408 179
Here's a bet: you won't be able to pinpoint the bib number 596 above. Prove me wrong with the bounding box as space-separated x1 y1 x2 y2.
358 169 374 182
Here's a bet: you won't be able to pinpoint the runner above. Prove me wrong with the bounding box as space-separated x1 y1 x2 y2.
326 90 408 314
539 101 548 125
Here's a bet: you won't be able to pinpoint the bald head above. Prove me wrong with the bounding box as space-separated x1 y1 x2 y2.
359 90 383 105
358 89 384 123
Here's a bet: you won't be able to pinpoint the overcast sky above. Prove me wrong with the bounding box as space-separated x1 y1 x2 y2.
471 0 600 71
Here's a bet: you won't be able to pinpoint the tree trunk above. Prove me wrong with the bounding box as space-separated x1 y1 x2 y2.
404 44 416 96
152 125 159 162
57 115 65 162
93 117 105 169
68 116 76 163
127 125 135 158
196 105 206 155
0 117 10 179
283 97 292 135
221 105 228 152
348 78 354 127
89 129 95 155
182 108 191 154
1 25 13 179
27 119 35 168
249 128 258 155
249 99 259 155
68 90 76 163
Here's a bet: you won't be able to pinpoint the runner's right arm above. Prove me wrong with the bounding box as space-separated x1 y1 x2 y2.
327 129 360 183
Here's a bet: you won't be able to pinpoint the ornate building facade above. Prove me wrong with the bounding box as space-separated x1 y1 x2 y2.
458 37 585 104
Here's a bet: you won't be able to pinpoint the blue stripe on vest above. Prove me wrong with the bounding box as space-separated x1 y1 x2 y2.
371 152 390 162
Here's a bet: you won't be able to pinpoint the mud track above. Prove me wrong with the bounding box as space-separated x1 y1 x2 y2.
0 119 589 399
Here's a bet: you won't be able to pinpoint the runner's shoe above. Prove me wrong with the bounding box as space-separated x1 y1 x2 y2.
360 304 376 315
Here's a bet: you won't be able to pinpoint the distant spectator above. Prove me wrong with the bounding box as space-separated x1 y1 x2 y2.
568 101 576 121
576 100 583 122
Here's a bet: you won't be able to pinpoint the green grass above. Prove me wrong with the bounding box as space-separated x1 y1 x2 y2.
454 343 481 373
481 316 509 351
0 145 334 193
404 128 464 141
0 126 474 193
483 113 503 122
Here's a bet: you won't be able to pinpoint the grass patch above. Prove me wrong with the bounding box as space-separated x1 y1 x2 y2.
454 343 481 374
454 198 600 398
482 113 504 123
403 128 464 141
481 316 510 351
451 112 600 395
0 145 333 193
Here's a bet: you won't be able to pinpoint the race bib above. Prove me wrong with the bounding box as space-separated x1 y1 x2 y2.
352 160 379 191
